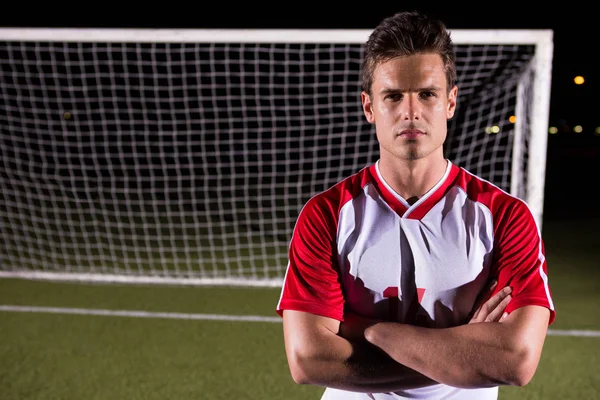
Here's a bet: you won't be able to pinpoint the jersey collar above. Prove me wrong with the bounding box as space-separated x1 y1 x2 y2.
369 159 459 219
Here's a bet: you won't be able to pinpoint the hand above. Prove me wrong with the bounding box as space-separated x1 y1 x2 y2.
339 311 380 341
468 280 512 324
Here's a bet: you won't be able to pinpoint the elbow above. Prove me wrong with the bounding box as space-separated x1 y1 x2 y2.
509 361 537 387
288 361 311 385
286 348 317 385
505 348 541 387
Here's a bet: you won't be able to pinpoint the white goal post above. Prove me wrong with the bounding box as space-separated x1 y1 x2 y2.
0 28 553 287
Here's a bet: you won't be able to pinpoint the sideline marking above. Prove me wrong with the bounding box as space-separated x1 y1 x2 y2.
1 305 599 337
0 305 281 323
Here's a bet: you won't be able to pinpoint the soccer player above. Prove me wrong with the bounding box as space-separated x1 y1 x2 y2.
276 10 556 400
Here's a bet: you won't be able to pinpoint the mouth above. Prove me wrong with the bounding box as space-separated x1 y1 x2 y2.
397 129 425 139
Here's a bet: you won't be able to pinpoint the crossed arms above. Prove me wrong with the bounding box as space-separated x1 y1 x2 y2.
282 283 550 393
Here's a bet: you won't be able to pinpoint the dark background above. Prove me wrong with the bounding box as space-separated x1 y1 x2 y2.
1 3 598 222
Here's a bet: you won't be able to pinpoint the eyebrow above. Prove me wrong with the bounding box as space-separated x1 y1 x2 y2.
380 85 442 95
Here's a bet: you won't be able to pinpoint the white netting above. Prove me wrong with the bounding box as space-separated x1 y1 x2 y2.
0 29 552 286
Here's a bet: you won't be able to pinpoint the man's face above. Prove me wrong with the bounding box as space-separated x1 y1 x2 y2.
361 53 457 162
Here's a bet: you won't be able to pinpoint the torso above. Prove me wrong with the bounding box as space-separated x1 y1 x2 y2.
277 159 554 399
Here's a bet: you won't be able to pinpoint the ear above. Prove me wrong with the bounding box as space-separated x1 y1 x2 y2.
447 85 458 119
361 91 375 124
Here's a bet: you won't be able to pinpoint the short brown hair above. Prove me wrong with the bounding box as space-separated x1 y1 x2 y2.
361 10 457 96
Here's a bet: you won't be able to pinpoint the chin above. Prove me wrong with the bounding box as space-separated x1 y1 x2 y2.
404 149 423 161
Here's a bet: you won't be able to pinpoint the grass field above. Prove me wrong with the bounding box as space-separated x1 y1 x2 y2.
1 217 599 400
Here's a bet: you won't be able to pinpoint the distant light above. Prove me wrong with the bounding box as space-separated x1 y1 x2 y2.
549 126 558 134
595 127 600 135
485 125 500 134
509 115 516 123
574 76 585 85
574 125 583 133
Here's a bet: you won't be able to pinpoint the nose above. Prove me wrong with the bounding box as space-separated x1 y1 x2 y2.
402 94 420 121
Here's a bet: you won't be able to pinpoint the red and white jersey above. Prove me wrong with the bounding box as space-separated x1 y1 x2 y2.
277 160 555 400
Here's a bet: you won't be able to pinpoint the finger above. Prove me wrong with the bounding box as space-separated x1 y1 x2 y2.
470 286 511 324
471 280 498 320
483 293 512 322
478 286 511 318
471 302 481 320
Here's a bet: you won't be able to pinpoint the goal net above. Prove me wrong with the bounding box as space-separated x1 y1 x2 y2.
0 28 553 287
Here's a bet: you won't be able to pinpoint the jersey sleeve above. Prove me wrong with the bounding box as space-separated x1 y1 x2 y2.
492 200 556 325
276 195 345 321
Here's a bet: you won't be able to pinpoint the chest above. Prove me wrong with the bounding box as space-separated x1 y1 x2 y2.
337 190 495 325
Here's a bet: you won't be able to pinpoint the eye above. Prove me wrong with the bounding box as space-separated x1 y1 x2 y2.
420 91 437 99
385 93 403 101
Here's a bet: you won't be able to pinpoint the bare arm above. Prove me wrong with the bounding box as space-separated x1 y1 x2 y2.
364 305 550 389
283 309 437 392
282 282 512 392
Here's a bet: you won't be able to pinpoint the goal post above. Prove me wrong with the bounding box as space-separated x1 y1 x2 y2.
0 28 553 287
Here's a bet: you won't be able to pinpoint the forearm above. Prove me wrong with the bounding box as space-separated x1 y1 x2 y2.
365 322 512 388
289 330 437 392
364 308 548 389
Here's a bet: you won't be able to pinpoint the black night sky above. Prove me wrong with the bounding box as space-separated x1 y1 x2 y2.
1 3 598 221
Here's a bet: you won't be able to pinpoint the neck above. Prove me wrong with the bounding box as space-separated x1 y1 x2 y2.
378 155 448 201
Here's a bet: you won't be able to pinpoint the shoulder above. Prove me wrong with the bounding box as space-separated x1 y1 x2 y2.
453 166 537 231
297 165 374 224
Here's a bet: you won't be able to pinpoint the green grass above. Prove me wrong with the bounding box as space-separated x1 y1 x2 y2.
0 217 599 399
501 337 600 399
0 280 324 400
0 311 324 400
